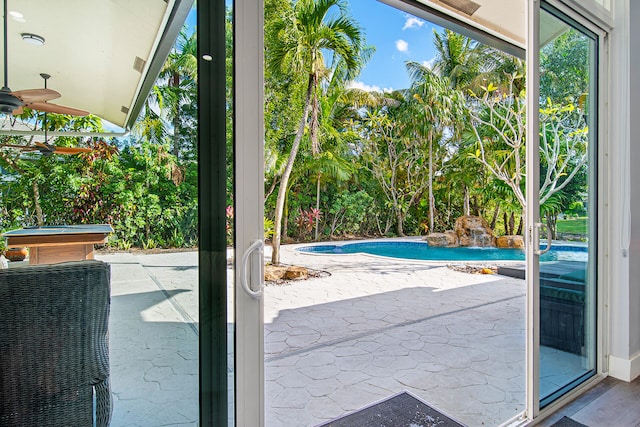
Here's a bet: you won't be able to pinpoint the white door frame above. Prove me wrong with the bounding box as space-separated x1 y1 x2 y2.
525 0 541 421
525 0 610 423
234 0 266 425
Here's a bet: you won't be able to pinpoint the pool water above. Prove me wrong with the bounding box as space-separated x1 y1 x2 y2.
298 241 588 262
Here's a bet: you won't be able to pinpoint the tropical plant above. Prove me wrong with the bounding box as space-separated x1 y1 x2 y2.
264 216 275 239
360 105 429 236
226 205 234 246
468 75 527 208
266 0 366 264
295 208 322 239
327 190 374 236
432 29 481 91
468 74 589 218
406 62 467 232
159 29 198 159
540 28 590 104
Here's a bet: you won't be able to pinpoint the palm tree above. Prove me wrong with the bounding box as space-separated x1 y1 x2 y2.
406 62 467 233
428 30 492 229
428 30 523 230
305 66 386 239
432 28 524 94
132 90 169 145
267 0 365 265
159 29 198 159
132 28 197 156
432 29 481 91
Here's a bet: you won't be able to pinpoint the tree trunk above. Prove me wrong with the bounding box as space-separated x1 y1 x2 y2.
503 212 510 235
546 212 557 239
145 178 151 240
172 71 181 159
32 181 44 226
509 212 515 236
471 196 479 216
396 209 405 237
489 205 500 230
283 199 289 241
264 176 279 201
516 215 524 235
271 75 314 265
315 172 321 241
173 114 181 159
463 185 470 216
428 135 434 232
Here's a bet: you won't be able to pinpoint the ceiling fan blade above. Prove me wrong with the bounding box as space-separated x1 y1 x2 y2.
0 143 38 151
35 141 92 155
11 105 23 115
34 141 54 152
12 88 61 103
28 102 89 116
53 146 93 155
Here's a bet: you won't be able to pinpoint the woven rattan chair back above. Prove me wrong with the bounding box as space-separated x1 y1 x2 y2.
0 260 112 426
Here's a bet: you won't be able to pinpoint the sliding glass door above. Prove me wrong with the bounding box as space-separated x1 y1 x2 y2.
537 3 598 408
527 0 602 418
220 0 606 424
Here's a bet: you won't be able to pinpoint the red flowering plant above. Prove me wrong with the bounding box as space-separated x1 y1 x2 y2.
295 208 322 240
226 205 234 246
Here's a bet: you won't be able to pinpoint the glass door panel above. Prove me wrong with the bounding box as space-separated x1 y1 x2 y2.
537 3 598 408
197 1 237 425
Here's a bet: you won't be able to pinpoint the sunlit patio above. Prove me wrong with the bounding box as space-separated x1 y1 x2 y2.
93 241 588 426
263 244 527 427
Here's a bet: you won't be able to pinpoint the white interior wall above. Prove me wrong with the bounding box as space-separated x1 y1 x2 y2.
629 0 640 359
608 0 640 381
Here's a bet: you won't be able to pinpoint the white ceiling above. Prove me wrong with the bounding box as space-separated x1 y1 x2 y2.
413 0 525 48
388 0 579 58
3 0 190 129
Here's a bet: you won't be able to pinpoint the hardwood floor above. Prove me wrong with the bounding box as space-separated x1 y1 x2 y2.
538 376 640 426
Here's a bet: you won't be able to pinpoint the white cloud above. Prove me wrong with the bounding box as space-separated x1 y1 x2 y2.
403 16 425 30
348 81 382 92
422 58 436 69
347 82 394 93
395 39 409 52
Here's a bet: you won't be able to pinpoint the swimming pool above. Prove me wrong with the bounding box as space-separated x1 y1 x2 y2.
298 240 588 262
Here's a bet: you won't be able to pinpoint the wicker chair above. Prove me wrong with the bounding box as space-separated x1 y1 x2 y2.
0 260 112 426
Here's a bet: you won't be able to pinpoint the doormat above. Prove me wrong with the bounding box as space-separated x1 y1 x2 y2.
317 391 466 427
550 416 588 427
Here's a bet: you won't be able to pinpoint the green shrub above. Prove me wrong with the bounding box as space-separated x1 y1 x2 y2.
328 191 374 236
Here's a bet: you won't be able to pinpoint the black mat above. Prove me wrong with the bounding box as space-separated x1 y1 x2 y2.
550 416 588 427
318 391 465 427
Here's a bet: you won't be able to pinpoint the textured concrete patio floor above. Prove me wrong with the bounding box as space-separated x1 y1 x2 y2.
98 242 584 426
97 252 199 427
263 245 527 427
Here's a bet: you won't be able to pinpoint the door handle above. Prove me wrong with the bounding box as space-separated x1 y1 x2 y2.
240 239 264 299
534 222 552 255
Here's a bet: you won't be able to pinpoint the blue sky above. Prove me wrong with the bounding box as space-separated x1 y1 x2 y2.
183 1 443 91
347 0 443 92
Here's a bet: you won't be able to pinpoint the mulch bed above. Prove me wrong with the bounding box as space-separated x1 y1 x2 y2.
447 264 499 275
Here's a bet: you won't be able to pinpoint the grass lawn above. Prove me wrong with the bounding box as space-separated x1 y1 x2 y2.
556 217 587 235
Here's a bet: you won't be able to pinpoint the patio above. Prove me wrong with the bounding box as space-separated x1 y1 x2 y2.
98 242 581 426
264 246 526 427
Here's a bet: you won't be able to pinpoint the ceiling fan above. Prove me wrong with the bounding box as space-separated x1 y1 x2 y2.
0 74 93 155
0 141 92 156
0 0 89 116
